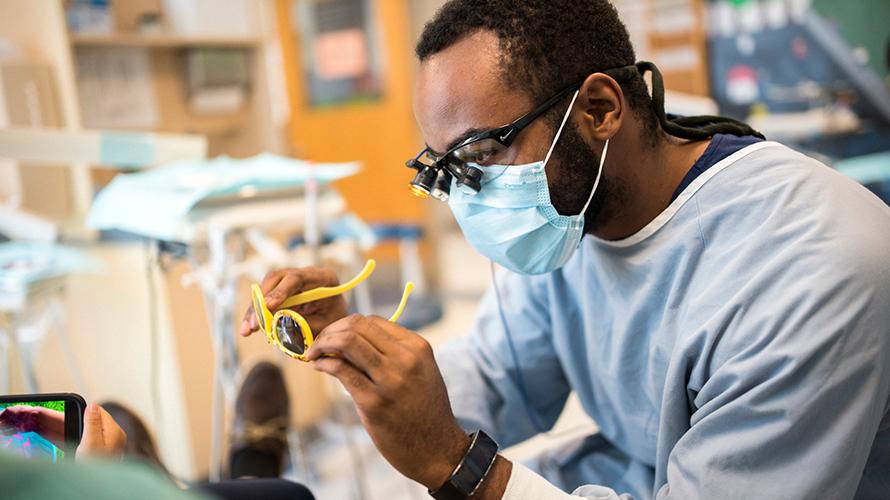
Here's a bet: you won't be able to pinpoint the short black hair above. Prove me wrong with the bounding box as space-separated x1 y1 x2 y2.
416 0 657 137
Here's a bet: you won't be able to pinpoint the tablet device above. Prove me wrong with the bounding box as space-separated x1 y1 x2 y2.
0 393 86 462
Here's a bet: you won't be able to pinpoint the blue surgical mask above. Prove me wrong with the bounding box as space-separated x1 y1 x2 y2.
447 90 608 275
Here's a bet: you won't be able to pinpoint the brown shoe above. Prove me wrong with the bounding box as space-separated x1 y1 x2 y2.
228 361 291 478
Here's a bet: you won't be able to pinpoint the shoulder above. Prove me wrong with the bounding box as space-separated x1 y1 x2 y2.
696 142 890 267
701 142 889 217
685 143 890 368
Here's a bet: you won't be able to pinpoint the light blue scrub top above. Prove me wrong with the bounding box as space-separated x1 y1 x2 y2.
436 142 890 499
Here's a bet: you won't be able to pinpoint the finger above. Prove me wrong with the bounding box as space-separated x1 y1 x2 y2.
326 315 415 367
307 321 385 381
369 315 435 361
240 318 253 337
310 357 378 407
259 269 287 295
242 270 288 334
241 308 263 337
360 315 413 354
241 304 257 336
98 406 127 454
264 272 304 310
317 314 401 356
77 404 105 458
266 267 341 310
294 300 323 316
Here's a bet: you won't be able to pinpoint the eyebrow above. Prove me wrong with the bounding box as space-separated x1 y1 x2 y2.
427 127 487 158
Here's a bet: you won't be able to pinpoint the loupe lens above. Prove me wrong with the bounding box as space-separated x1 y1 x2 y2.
431 170 452 201
409 166 437 197
276 316 306 355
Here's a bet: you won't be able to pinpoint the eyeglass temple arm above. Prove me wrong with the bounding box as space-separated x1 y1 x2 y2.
280 259 377 308
278 261 413 324
388 282 414 323
507 80 584 140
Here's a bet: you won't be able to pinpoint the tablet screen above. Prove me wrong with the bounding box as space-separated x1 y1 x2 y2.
0 400 68 462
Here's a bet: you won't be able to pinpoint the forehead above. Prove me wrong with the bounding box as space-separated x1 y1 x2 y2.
413 30 531 154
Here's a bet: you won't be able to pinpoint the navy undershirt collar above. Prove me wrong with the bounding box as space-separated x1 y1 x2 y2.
670 134 763 202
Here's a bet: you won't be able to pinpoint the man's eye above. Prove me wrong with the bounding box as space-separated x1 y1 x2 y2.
465 149 501 165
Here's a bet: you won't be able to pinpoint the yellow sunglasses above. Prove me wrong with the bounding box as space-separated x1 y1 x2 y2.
250 260 414 361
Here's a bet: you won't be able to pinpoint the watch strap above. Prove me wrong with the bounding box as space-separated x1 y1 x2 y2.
429 430 499 500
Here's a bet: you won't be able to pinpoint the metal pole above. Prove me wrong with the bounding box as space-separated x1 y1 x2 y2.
304 161 321 266
204 227 243 481
206 227 228 481
14 326 39 393
0 323 9 394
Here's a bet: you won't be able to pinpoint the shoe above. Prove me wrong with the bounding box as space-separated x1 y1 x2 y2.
228 361 291 479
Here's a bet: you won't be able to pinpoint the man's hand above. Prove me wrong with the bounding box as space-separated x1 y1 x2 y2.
305 314 472 490
240 266 348 337
76 404 127 461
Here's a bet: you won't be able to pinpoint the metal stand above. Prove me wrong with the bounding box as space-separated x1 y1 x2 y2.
187 228 245 481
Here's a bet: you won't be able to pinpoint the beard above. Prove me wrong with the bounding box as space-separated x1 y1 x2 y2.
546 120 623 234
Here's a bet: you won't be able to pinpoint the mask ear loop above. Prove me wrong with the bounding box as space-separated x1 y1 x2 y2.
542 90 581 168
578 138 609 218
539 88 607 219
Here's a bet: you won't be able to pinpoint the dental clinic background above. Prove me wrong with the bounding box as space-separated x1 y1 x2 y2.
0 0 888 498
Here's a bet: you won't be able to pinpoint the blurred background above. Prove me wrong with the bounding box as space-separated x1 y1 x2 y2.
0 0 887 498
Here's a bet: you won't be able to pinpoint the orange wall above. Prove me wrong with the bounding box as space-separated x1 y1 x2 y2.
275 0 423 224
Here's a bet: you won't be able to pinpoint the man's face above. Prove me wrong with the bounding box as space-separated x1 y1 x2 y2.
413 30 612 229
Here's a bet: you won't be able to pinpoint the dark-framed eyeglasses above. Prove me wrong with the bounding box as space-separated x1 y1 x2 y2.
406 79 584 200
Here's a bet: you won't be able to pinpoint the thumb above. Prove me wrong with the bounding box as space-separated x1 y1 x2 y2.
76 404 105 459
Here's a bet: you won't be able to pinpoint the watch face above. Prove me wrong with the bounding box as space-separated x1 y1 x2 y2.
430 431 499 499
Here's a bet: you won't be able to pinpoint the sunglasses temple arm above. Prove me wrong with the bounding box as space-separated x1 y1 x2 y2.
388 282 415 323
279 260 377 309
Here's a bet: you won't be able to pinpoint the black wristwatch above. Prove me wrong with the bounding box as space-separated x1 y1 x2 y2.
428 430 499 500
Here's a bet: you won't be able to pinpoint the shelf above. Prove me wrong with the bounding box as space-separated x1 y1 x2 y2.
69 32 260 49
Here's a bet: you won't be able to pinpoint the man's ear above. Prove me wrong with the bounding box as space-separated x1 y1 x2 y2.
576 73 624 142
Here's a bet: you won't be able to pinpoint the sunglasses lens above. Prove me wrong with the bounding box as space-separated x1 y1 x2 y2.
252 294 266 331
276 316 305 355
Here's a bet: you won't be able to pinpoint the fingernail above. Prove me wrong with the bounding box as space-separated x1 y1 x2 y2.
240 320 249 336
87 403 99 414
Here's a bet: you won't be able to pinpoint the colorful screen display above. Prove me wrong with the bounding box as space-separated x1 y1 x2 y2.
0 401 67 462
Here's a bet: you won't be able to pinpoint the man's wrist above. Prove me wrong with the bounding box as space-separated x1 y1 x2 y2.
471 455 511 499
422 431 474 490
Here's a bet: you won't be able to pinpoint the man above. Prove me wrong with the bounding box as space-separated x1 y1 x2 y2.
241 1 890 498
